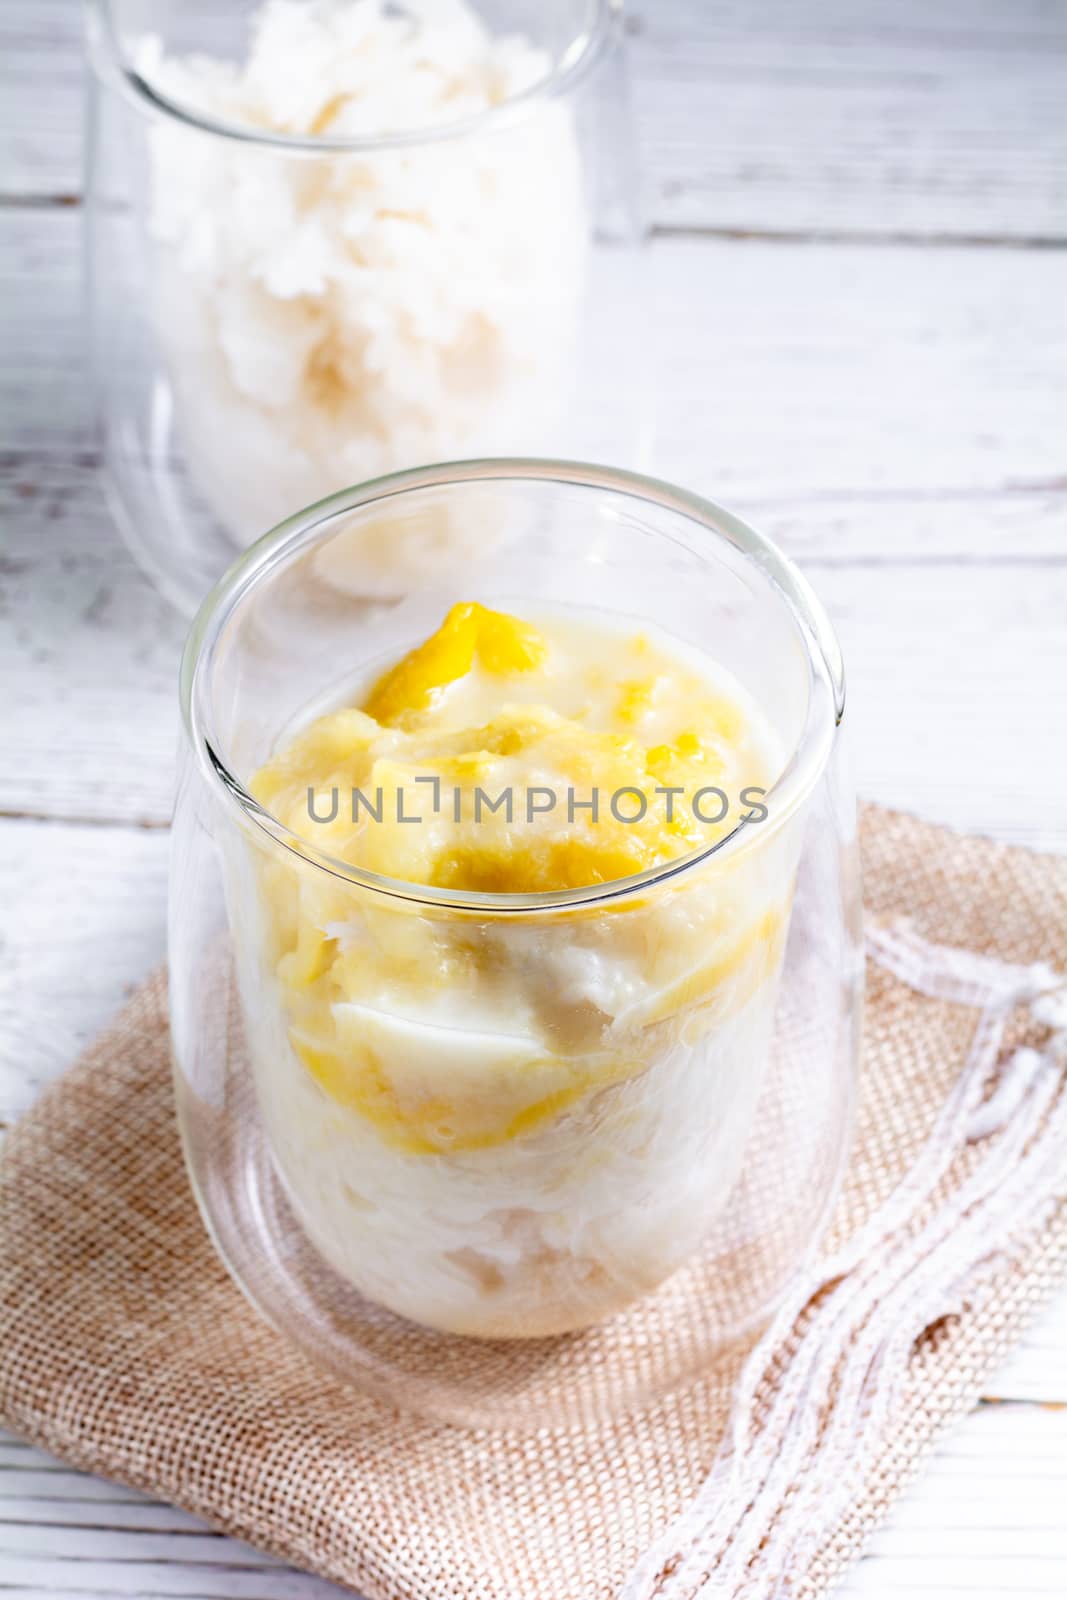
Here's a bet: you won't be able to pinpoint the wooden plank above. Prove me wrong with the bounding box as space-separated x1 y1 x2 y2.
0 1445 345 1599
0 1498 256 1532
648 235 1067 504
823 561 1067 854
0 485 184 826
0 1558 345 1600
1 1404 1065 1599
5 465 1066 585
840 1408 1067 1594
0 209 90 456
4 211 1067 503
3 1 1065 242
0 1523 286 1567
6 469 1067 842
631 0 1067 242
755 490 1067 566
987 1294 1067 1403
0 822 168 1126
0 1 84 204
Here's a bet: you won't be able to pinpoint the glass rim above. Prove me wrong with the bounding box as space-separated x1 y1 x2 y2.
180 457 847 914
87 0 618 153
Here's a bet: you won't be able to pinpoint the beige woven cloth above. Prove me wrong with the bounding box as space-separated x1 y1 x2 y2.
1 804 1065 1600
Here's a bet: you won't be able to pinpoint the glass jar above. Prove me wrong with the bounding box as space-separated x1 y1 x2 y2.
170 460 862 1428
85 1 644 614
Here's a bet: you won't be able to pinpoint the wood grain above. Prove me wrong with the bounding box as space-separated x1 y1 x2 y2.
6 211 1067 502
3 1 1065 242
5 474 1066 844
631 0 1067 243
0 821 168 1126
2 1401 1066 1598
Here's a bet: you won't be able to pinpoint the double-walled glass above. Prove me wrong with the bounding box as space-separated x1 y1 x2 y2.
170 460 862 1428
86 1 643 613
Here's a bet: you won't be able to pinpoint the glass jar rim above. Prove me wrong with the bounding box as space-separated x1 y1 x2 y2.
87 0 617 153
181 458 847 913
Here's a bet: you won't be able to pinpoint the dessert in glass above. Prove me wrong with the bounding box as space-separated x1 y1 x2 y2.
170 461 862 1425
86 1 642 613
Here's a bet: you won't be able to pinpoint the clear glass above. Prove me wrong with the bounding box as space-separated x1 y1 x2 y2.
85 0 644 614
170 459 862 1429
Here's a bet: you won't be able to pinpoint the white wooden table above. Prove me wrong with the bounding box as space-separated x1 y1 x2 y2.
2 2 1066 1595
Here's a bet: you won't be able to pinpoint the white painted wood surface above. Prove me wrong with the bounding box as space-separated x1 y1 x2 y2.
1 0 1065 1595
4 0 1066 240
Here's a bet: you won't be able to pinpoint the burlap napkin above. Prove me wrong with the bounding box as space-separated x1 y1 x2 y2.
1 804 1065 1600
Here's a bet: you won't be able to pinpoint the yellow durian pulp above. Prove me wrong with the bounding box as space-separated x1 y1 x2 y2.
246 603 788 1151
